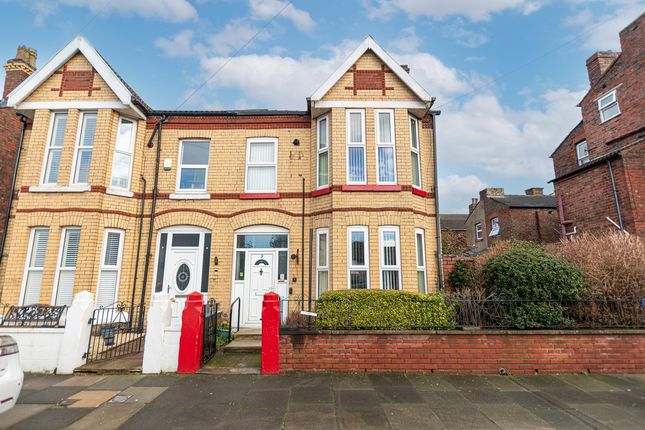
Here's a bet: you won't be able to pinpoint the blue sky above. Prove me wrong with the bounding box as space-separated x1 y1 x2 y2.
1 0 643 212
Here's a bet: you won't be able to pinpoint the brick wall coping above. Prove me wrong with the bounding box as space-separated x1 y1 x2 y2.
280 328 645 336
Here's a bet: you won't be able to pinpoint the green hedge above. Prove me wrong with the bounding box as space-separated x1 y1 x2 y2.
316 289 454 329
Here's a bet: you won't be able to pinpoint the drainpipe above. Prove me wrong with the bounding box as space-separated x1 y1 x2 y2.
429 110 444 291
0 114 27 267
129 176 147 321
606 159 624 233
300 176 305 308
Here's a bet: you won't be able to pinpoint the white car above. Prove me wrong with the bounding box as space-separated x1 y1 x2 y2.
0 336 23 413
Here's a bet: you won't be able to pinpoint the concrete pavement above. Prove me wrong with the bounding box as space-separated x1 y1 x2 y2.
1 373 644 429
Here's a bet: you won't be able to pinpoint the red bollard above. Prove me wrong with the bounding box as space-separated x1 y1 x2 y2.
177 292 204 374
261 292 280 374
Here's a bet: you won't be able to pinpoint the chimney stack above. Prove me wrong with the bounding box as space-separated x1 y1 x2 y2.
3 45 37 98
479 188 504 201
585 51 619 87
525 187 544 196
468 198 478 214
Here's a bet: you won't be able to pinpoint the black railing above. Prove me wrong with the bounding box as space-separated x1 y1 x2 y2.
280 297 645 330
85 302 146 363
0 304 67 328
202 299 219 364
228 297 241 341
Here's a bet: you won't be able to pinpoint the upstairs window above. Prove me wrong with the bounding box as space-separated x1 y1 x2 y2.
410 116 421 188
178 140 210 192
346 109 366 184
96 229 124 307
598 89 620 122
379 226 401 290
110 117 137 190
246 138 277 193
43 112 68 184
72 112 96 184
348 226 369 289
317 116 329 188
376 110 396 184
489 217 500 237
54 227 80 306
21 228 49 305
576 140 589 165
475 223 483 241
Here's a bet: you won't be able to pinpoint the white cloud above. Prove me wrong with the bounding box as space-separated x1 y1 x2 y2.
156 30 205 58
207 19 271 56
53 0 198 22
439 175 488 213
362 0 550 22
442 19 489 48
389 27 422 53
249 0 315 32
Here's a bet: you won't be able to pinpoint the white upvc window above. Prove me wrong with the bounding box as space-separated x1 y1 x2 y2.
96 229 124 308
379 226 401 290
316 228 329 297
20 228 50 305
475 223 483 241
71 112 97 184
415 228 427 293
410 115 421 189
53 227 81 306
375 109 397 184
42 112 68 185
177 140 210 192
348 226 369 289
576 140 589 165
489 217 500 237
598 89 620 122
246 138 278 193
317 115 329 188
346 109 366 184
110 117 137 190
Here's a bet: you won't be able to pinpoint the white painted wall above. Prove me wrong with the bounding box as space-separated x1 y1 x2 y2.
142 294 180 373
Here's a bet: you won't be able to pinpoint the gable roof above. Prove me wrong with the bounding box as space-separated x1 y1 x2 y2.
489 195 557 209
550 120 584 158
5 36 148 117
440 214 468 231
310 36 432 103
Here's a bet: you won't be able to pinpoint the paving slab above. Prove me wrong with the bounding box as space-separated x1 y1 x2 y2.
132 374 185 387
66 390 120 408
573 403 643 430
511 391 597 430
6 407 92 430
0 404 49 429
589 374 643 390
86 375 144 391
421 391 501 430
406 375 459 392
477 403 554 430
558 375 619 392
65 403 146 430
119 386 167 404
332 374 373 390
17 386 83 405
291 384 334 404
283 403 337 430
54 375 106 388
459 388 515 405
243 389 290 409
22 374 72 390
382 403 445 429
483 376 528 392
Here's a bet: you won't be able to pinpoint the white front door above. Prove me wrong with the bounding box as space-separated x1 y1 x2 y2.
164 248 200 298
245 252 275 325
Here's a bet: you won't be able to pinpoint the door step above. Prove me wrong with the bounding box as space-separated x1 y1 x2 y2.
221 338 261 353
199 352 261 374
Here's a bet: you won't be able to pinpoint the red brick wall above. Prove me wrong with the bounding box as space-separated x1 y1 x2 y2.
280 331 645 374
0 107 22 250
552 122 586 178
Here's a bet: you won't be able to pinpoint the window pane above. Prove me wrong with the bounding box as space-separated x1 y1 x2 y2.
350 270 367 289
74 148 92 183
104 232 121 265
45 148 62 184
236 234 288 249
382 270 399 290
378 112 392 143
51 113 67 147
62 229 80 267
97 270 117 307
599 92 615 108
179 167 206 190
417 271 426 293
410 118 418 149
80 114 96 147
23 271 43 305
601 103 619 121
247 166 275 191
318 151 328 187
318 232 327 267
416 233 425 267
116 119 134 152
55 271 75 306
172 233 200 247
382 231 397 266
349 112 363 143
318 271 328 296
318 118 327 149
278 251 288 281
378 147 395 183
351 231 365 266
411 152 421 187
182 141 210 165
249 142 275 163
348 147 365 182
30 229 49 268
110 152 131 189
235 251 245 280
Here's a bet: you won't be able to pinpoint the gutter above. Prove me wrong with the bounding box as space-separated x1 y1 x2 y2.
429 109 444 291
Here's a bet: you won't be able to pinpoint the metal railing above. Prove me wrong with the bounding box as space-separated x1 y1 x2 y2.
85 302 146 363
228 297 241 341
202 299 219 364
0 304 67 328
280 297 645 331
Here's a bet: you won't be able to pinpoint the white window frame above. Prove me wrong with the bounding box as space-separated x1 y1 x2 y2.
597 89 620 123
176 139 210 193
52 227 81 306
490 217 500 237
347 226 369 289
316 115 329 189
575 140 589 166
19 227 49 305
346 109 366 184
41 111 68 185
96 229 125 307
375 109 397 185
70 111 97 185
316 228 329 298
378 226 401 290
475 223 483 241
415 228 427 294
409 115 422 189
245 137 278 193
110 116 137 191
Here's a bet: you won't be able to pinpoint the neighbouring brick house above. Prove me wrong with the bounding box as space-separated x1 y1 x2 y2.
465 188 560 251
439 214 467 255
0 46 37 259
550 13 644 237
0 36 439 327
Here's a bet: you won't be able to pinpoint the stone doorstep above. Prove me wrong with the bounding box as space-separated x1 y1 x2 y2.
222 338 262 353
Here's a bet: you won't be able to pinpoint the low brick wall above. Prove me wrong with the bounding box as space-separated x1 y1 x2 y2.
279 330 645 374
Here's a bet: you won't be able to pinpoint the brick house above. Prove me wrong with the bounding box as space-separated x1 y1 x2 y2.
0 36 439 327
550 13 644 237
0 46 37 261
465 188 560 251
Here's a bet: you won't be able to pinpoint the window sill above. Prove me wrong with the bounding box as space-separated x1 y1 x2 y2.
239 193 281 200
411 187 428 197
106 187 134 198
341 185 402 192
169 193 210 200
311 187 331 197
29 184 91 193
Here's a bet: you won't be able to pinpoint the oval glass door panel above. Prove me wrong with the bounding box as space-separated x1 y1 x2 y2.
176 263 191 291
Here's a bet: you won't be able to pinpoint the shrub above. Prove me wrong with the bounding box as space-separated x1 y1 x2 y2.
442 231 469 256
483 247 586 328
448 260 476 292
316 289 454 329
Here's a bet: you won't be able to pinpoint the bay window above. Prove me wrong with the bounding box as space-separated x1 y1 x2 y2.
379 226 401 290
96 229 124 307
346 109 366 184
410 116 421 188
110 117 137 190
348 226 369 289
415 229 427 293
178 140 210 192
21 228 49 305
317 116 329 188
376 109 396 184
42 112 68 184
316 228 329 297
53 227 81 306
72 112 96 184
246 138 277 193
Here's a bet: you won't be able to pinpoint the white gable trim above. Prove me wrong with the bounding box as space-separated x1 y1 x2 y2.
6 36 134 109
310 36 432 102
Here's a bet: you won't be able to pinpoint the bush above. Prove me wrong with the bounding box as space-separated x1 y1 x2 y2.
483 247 586 328
442 231 469 256
448 260 476 292
316 289 454 329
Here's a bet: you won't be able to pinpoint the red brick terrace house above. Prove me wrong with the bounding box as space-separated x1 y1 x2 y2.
465 187 560 251
550 13 644 237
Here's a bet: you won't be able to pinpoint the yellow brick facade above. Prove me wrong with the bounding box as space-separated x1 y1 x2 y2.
1 44 439 315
